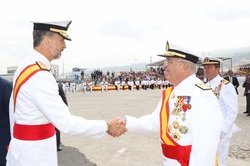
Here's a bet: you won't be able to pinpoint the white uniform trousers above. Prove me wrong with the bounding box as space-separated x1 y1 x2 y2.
6 135 57 166
218 136 230 166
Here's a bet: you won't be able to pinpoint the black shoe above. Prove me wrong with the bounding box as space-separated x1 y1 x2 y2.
243 111 248 114
57 147 63 151
246 114 250 116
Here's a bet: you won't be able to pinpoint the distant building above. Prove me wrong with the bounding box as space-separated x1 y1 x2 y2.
0 64 59 82
71 67 87 82
0 66 18 82
7 66 18 75
54 67 88 83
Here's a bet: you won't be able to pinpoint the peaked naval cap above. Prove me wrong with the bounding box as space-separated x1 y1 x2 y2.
158 41 199 64
33 20 72 40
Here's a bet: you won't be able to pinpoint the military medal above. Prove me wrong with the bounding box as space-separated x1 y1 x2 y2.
172 120 179 129
179 125 188 134
172 131 180 141
171 103 178 115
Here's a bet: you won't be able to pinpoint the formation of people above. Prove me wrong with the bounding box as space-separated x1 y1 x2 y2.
60 76 172 94
0 19 248 166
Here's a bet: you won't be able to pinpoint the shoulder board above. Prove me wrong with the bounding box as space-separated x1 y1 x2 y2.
221 79 230 85
195 82 212 90
36 61 49 71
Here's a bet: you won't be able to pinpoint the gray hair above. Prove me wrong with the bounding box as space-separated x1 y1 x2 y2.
33 30 55 48
178 58 197 74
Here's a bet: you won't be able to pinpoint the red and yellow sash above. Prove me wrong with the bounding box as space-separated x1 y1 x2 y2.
160 87 191 166
160 86 176 145
13 62 55 141
13 63 48 110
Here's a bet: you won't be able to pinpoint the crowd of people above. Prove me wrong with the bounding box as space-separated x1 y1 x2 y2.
239 66 250 75
60 67 171 93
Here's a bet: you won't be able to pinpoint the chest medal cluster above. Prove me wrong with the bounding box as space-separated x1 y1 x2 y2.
211 79 229 99
212 82 222 99
168 95 191 141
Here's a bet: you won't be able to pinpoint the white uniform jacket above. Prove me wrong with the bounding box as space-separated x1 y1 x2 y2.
7 50 107 166
126 74 223 166
207 74 239 138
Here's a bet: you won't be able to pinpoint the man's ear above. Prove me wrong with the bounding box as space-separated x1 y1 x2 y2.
179 61 186 71
42 35 52 48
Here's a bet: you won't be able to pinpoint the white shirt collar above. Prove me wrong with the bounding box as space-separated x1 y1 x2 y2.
33 49 51 70
174 74 197 94
208 74 222 87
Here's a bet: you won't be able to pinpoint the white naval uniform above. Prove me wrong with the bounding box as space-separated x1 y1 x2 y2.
7 50 107 166
207 74 239 166
126 74 222 166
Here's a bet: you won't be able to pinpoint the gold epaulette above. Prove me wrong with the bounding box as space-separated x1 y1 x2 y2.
36 61 49 71
195 82 212 90
221 79 230 85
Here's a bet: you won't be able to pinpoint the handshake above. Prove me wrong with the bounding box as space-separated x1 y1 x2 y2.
106 117 127 137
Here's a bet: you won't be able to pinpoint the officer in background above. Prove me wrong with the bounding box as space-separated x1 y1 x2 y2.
56 82 68 151
224 70 239 95
203 57 240 166
0 77 12 166
121 41 222 166
242 75 250 116
7 20 126 166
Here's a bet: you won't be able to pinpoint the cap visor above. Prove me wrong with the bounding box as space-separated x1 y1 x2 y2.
157 54 167 57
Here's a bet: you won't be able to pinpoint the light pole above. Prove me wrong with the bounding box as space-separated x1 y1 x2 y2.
62 60 64 77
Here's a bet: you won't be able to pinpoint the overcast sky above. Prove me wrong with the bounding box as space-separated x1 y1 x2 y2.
1 0 250 74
